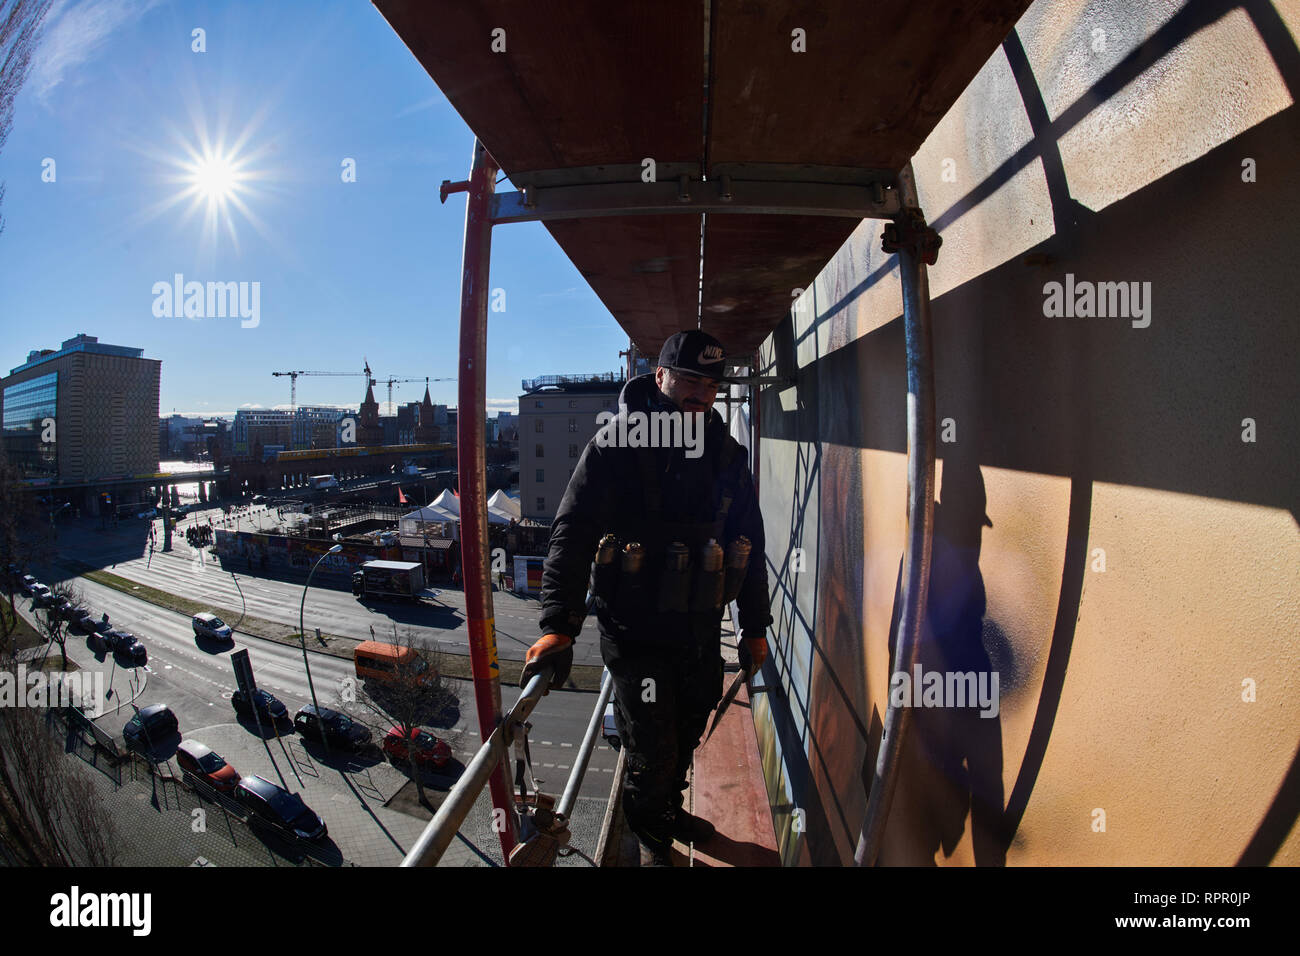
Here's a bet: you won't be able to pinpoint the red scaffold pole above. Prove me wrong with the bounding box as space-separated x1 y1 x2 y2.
454 137 517 862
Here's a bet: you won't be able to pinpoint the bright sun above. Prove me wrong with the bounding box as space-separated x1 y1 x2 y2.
191 154 239 201
142 118 276 256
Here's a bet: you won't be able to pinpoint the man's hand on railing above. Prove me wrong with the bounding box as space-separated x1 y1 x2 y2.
521 633 573 692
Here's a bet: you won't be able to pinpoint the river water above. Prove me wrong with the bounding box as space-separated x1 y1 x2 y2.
159 460 215 502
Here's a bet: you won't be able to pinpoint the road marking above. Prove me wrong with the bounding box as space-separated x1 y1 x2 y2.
559 742 573 748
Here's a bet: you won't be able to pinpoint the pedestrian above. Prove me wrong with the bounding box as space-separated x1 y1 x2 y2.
521 330 771 866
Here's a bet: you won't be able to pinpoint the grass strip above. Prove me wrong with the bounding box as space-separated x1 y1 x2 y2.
1 597 45 652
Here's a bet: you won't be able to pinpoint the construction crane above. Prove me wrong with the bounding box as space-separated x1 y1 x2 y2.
379 375 455 412
272 364 376 413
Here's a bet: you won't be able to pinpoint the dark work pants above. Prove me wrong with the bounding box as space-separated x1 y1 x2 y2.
601 630 723 843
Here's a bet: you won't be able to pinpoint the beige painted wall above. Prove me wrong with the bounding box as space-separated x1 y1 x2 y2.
754 0 1300 866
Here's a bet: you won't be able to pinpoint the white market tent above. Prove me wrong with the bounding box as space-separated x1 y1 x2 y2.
487 490 521 523
406 489 512 530
399 504 457 535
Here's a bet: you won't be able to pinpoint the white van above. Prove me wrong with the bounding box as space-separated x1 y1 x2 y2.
192 612 233 641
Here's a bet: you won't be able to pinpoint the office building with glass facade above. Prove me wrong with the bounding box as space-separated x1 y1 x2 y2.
0 334 161 482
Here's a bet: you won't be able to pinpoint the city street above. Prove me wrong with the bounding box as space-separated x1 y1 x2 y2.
17 515 619 866
51 507 604 668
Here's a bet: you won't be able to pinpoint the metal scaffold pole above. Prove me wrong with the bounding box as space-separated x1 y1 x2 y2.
855 160 939 866
453 137 518 862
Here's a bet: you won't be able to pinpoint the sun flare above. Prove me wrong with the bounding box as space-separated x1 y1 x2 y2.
192 154 239 201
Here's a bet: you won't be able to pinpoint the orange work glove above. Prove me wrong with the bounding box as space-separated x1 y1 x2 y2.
521 633 573 692
739 636 768 672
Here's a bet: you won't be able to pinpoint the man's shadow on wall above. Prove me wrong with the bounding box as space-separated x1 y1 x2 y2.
884 455 1011 866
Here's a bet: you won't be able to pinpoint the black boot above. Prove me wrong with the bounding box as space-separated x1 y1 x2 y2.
634 827 676 867
672 809 716 845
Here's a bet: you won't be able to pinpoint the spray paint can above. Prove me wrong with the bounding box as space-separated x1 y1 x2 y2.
616 542 648 616
656 541 692 614
722 536 752 603
691 538 725 611
591 534 619 603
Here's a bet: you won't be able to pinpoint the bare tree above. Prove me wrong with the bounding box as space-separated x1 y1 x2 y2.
0 644 121 865
0 0 54 235
0 450 54 653
342 626 463 809
37 579 80 669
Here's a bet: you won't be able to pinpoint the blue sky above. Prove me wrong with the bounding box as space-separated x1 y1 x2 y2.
0 0 631 417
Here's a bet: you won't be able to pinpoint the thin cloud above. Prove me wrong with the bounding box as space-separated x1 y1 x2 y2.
393 93 445 119
30 0 165 105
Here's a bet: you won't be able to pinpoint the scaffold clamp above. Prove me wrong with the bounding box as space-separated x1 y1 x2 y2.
882 208 942 266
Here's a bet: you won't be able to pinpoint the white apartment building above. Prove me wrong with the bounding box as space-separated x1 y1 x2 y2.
517 373 624 522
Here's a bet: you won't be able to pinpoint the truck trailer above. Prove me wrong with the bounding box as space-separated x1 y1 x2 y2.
351 560 426 601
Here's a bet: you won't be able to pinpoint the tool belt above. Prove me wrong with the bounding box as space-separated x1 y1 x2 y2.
590 529 752 621
590 442 752 630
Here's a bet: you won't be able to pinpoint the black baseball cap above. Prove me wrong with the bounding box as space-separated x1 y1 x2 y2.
657 330 732 382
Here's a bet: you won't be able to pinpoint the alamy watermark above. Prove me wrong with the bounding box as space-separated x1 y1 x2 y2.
1042 273 1151 328
0 665 106 716
152 273 260 328
889 663 1000 718
50 886 151 936
594 408 706 459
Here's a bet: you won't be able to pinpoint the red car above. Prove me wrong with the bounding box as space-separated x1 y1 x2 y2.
175 740 240 793
382 727 451 770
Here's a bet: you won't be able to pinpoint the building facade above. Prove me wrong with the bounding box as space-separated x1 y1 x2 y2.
517 372 624 522
0 334 160 482
292 406 344 450
232 409 293 458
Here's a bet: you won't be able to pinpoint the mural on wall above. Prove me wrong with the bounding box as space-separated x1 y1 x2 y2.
760 0 1300 866
805 443 873 864
214 530 368 575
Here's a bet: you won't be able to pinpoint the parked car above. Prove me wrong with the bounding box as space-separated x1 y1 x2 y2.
251 495 267 505
234 775 327 840
19 575 39 595
121 640 147 666
123 704 178 750
175 740 240 792
48 596 74 620
102 629 133 651
71 608 98 633
30 585 53 607
192 612 233 642
293 705 372 750
382 726 452 770
231 689 289 724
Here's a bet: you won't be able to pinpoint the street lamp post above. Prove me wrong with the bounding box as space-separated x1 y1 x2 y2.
298 544 342 730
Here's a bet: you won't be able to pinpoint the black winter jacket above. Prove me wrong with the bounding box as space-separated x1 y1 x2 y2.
539 373 771 646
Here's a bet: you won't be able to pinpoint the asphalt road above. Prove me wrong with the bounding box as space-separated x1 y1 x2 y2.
52 507 604 668
25 567 617 792
25 516 620 821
